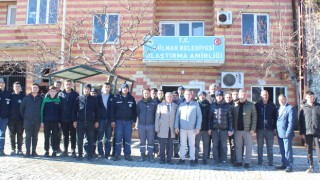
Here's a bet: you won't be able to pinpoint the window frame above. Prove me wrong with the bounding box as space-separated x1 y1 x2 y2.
241 13 270 45
251 86 287 106
26 0 58 25
92 13 120 44
7 5 16 25
159 21 205 36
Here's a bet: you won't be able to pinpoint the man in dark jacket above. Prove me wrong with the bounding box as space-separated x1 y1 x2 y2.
136 88 158 162
111 83 137 161
195 91 210 165
0 78 11 156
8 81 25 156
73 84 99 160
20 83 43 157
97 82 114 159
40 86 61 157
58 79 79 157
208 90 233 164
255 90 277 166
299 90 320 173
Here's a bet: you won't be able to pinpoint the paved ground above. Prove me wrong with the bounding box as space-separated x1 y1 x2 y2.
0 131 319 180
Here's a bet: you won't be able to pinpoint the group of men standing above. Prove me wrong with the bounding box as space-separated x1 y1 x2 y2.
0 79 319 173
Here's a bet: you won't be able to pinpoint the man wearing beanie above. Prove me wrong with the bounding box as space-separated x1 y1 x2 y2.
111 83 137 161
208 90 233 164
195 91 210 165
136 88 158 162
73 84 99 160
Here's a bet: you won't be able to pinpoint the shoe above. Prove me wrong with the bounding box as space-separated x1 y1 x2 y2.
154 152 159 158
84 153 88 158
306 167 314 173
177 159 185 165
24 152 31 158
194 159 198 164
17 150 24 156
275 165 286 170
244 163 249 169
138 154 146 162
60 151 68 157
52 151 57 157
125 155 133 161
77 155 83 161
159 160 166 164
113 155 120 161
257 162 262 166
190 160 196 166
57 148 62 154
268 163 273 167
87 155 92 161
71 152 77 158
149 156 155 163
0 150 6 156
105 156 109 160
233 162 242 167
203 159 207 165
92 153 98 158
167 160 174 165
10 150 16 156
31 151 38 157
174 153 180 158
44 152 49 157
285 168 293 172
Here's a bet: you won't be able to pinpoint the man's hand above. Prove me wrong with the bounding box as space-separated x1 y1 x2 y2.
228 131 233 136
94 122 99 129
195 129 200 135
73 122 77 129
111 122 116 129
175 128 179 134
301 134 305 140
273 129 277 136
58 123 61 128
40 123 44 129
250 130 255 135
132 122 136 128
208 130 211 135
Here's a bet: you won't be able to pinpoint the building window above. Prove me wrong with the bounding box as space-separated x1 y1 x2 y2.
92 14 119 44
160 21 204 36
251 86 287 107
0 62 26 92
7 5 16 25
242 14 269 45
27 0 58 24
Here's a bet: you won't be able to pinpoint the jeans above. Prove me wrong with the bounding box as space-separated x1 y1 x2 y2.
84 128 98 154
77 121 95 156
138 124 155 155
8 118 24 151
212 130 228 162
44 122 59 152
195 130 210 160
234 131 253 164
24 122 40 153
61 121 76 152
256 129 274 165
159 137 173 162
277 136 293 169
115 120 132 156
305 135 320 168
97 119 113 157
179 129 196 160
0 118 8 151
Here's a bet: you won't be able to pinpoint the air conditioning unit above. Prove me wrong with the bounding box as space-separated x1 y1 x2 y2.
217 11 232 26
221 72 244 88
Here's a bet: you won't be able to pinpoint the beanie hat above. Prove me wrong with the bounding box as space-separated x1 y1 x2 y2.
198 90 207 96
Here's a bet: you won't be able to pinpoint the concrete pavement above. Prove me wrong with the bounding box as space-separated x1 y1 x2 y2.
0 131 319 180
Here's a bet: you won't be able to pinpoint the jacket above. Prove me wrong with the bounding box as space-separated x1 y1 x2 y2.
155 102 178 138
209 100 233 131
9 92 25 121
276 103 295 138
110 92 137 122
206 94 216 104
198 99 210 131
0 89 11 118
58 89 79 122
40 95 61 123
255 100 277 130
174 101 202 130
137 98 158 126
97 93 114 121
19 93 43 125
232 100 257 131
73 95 99 123
299 102 320 137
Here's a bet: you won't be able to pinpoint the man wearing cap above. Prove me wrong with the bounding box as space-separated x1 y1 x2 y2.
0 78 11 156
73 84 99 160
111 83 137 161
195 91 210 165
232 89 257 168
175 89 202 166
208 90 233 164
